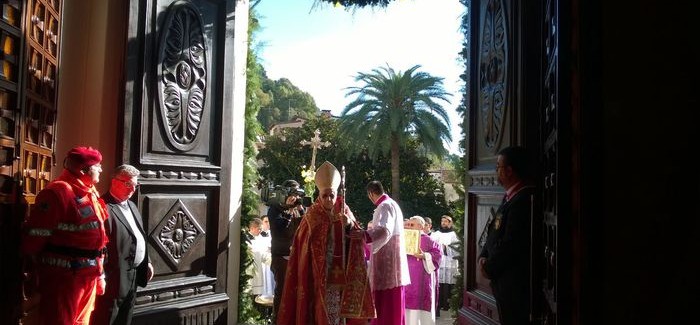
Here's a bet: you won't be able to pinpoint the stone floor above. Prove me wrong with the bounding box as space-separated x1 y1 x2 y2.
254 308 456 324
436 310 456 325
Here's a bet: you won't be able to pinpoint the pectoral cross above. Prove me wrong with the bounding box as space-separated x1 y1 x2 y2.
300 129 331 169
331 265 344 279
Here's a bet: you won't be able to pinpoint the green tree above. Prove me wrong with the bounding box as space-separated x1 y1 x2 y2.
339 64 452 202
257 117 349 192
257 118 449 225
257 74 320 130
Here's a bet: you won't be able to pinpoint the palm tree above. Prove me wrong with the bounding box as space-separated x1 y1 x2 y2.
340 64 452 202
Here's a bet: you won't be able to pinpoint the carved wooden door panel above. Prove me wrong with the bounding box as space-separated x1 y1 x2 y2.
540 1 559 322
461 0 516 323
20 0 58 206
0 1 25 322
1 0 61 323
123 0 235 323
460 0 545 324
539 0 570 323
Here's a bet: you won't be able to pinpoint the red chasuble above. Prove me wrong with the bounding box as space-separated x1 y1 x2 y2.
278 200 375 325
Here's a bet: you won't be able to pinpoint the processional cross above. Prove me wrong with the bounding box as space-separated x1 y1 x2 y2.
300 129 331 169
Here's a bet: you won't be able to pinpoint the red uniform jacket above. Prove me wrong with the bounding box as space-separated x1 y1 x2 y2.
22 170 109 277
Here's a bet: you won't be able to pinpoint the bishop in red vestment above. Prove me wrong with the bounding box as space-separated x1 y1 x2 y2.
278 161 375 325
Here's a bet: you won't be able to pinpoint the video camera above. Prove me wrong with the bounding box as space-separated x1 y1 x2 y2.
261 184 312 208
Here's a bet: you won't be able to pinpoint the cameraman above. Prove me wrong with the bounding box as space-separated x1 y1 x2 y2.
267 179 305 322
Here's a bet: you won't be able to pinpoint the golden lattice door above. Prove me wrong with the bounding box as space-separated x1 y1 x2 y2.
0 0 62 324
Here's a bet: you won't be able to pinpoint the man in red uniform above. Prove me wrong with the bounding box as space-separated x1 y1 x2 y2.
22 146 109 325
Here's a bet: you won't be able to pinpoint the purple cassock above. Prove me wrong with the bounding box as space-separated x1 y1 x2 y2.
405 233 442 312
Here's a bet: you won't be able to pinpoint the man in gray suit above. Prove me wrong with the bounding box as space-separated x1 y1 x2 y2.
92 164 153 325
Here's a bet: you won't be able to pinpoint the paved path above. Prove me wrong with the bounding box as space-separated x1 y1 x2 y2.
436 311 455 325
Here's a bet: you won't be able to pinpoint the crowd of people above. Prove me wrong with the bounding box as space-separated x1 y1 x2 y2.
23 145 531 325
247 146 535 325
244 161 467 325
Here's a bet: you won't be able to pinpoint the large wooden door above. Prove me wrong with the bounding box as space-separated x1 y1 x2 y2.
123 0 236 323
539 0 565 323
460 0 524 323
460 0 572 324
0 0 62 323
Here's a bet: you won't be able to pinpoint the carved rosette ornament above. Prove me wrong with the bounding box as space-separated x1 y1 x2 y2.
479 0 508 150
158 1 207 151
151 199 205 269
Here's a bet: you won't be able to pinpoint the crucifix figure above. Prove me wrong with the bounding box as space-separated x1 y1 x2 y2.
300 129 331 169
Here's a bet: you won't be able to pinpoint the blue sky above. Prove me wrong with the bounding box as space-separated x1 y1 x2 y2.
255 0 465 154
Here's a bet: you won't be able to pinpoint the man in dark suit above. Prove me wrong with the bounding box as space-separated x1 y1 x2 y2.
92 164 153 325
479 146 536 325
267 179 305 322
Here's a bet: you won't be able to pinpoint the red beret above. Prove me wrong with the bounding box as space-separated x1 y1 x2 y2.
67 146 102 169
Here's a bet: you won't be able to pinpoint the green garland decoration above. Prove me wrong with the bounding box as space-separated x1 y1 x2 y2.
447 1 470 321
239 4 266 324
449 200 466 319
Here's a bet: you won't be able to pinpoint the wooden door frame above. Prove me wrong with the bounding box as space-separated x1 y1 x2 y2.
457 0 580 324
121 0 243 323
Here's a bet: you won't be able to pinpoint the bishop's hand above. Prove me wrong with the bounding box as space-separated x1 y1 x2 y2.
347 228 366 240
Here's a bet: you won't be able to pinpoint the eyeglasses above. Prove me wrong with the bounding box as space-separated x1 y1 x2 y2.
115 179 139 189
